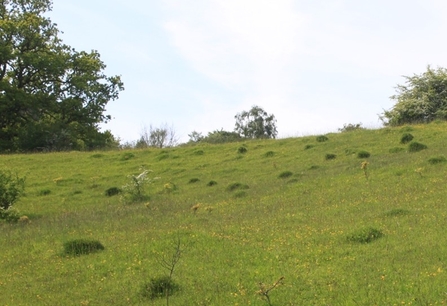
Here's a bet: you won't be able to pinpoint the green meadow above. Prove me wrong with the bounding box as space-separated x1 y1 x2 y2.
2 122 447 305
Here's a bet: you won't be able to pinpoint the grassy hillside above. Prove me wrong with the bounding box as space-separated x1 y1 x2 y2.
2 122 447 305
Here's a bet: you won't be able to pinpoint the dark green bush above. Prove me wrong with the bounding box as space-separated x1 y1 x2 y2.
264 151 275 157
39 189 51 196
325 153 336 160
63 239 105 256
357 151 371 158
226 182 249 192
316 135 328 142
304 144 314 150
400 133 414 144
0 207 21 223
389 147 405 153
338 123 364 132
347 227 383 243
141 276 179 300
105 187 121 197
428 155 447 164
278 171 293 179
408 142 427 152
194 150 204 155
237 146 247 154
91 153 104 158
188 178 200 184
207 180 218 187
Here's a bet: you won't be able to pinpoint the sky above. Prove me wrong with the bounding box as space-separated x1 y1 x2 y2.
48 0 447 143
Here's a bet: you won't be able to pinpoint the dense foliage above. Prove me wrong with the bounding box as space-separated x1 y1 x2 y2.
234 105 277 139
0 0 123 152
381 66 447 126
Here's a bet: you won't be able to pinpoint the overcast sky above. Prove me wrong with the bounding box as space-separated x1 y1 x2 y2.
48 0 447 143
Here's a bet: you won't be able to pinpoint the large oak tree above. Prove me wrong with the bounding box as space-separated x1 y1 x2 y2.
0 0 124 151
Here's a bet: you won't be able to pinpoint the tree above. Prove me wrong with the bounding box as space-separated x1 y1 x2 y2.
381 66 447 126
234 105 278 139
0 0 124 152
137 124 178 148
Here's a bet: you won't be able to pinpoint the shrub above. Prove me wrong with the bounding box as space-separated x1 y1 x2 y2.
121 168 159 204
347 227 383 243
384 208 410 217
408 141 427 152
188 178 200 184
400 133 414 144
63 239 105 256
207 180 218 187
237 146 247 154
226 182 249 192
325 153 336 160
0 170 25 211
304 144 314 150
91 153 104 158
357 151 371 158
39 189 51 196
428 155 447 164
105 187 121 197
0 207 21 223
194 150 204 156
141 276 179 300
264 151 275 157
316 135 328 142
278 171 293 179
389 147 405 153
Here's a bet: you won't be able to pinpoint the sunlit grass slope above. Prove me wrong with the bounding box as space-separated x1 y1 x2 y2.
2 122 447 305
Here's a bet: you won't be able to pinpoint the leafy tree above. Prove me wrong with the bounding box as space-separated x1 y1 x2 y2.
187 131 204 143
381 66 447 126
0 0 124 152
234 105 277 139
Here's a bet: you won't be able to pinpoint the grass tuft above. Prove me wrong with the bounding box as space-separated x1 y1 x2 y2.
63 239 105 256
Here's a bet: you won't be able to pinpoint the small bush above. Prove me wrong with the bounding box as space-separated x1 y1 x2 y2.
194 150 204 156
428 155 447 165
316 135 328 142
347 227 383 244
63 239 105 256
0 170 26 210
207 180 218 187
400 133 414 144
389 147 405 153
39 189 51 196
357 151 371 158
105 187 122 197
278 171 293 179
304 144 314 150
141 276 179 300
325 153 336 160
188 178 200 184
238 146 248 154
226 182 249 192
264 151 275 157
408 142 427 152
0 207 21 223
383 208 410 217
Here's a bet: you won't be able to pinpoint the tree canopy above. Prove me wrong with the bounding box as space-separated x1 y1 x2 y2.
0 0 123 152
381 66 447 126
234 105 277 139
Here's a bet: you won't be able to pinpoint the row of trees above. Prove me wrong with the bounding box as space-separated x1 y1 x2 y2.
1 1 446 152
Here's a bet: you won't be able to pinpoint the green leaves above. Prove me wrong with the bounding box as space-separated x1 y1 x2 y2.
234 105 278 139
382 66 447 126
0 0 123 152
